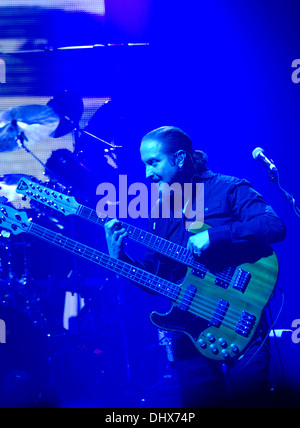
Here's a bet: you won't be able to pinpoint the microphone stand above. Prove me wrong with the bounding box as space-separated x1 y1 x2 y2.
268 169 300 218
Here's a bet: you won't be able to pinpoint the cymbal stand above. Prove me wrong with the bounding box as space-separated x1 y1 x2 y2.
78 128 122 149
19 237 31 286
11 120 66 183
0 235 18 308
12 120 48 170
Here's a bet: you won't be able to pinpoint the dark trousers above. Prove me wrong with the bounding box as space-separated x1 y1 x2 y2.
175 337 271 408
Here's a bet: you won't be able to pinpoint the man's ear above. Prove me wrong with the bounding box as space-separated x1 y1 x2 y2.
174 150 187 168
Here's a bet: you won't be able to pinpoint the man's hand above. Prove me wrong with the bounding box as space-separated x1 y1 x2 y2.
187 230 210 257
104 218 127 259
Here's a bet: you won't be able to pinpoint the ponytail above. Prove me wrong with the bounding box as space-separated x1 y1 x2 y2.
190 150 208 173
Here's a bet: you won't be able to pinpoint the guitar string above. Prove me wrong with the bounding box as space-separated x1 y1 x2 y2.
24 188 256 285
28 223 247 332
26 221 246 327
125 265 244 325
3 199 253 339
25 219 246 322
104 261 241 327
133 266 245 319
74 210 246 323
4 215 252 338
26 193 248 284
30 225 241 332
22 225 255 331
12 187 257 329
78 206 247 283
2 189 248 330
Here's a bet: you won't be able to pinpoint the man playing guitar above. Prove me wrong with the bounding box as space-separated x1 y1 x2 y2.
104 126 286 408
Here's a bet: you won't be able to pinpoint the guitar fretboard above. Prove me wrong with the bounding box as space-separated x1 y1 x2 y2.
28 222 180 302
77 205 206 271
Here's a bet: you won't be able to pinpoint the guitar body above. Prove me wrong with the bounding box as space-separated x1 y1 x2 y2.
150 223 279 360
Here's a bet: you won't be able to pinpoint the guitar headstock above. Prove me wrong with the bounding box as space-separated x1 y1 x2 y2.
16 177 79 216
0 203 31 235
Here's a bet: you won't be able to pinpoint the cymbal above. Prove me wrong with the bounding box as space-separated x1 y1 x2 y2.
0 105 60 152
0 174 33 208
0 174 33 186
47 91 84 138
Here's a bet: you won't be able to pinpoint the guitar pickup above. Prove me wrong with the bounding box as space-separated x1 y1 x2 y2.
232 268 251 293
178 285 197 311
210 299 229 327
235 311 256 337
191 268 206 279
214 278 230 289
213 266 236 289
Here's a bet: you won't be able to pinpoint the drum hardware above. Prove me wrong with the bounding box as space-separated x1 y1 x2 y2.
0 228 33 313
0 93 82 184
0 104 60 152
1 43 150 55
0 95 123 195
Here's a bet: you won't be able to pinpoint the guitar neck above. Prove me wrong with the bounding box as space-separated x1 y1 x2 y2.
16 178 206 272
77 205 202 270
27 221 180 301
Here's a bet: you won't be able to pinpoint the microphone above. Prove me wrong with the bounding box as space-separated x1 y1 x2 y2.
252 147 278 172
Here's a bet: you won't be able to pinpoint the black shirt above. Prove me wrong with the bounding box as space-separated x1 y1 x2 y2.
142 169 286 282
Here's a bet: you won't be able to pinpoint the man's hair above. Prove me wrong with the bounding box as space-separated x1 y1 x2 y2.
141 126 208 173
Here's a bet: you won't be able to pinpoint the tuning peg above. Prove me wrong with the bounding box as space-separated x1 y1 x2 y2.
0 207 8 216
1 230 10 238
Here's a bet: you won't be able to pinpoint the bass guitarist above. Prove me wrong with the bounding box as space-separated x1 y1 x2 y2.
104 126 286 408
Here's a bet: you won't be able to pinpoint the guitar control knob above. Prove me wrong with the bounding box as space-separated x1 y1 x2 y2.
221 350 230 359
230 344 239 354
218 338 227 347
206 333 215 342
198 339 207 349
209 344 218 354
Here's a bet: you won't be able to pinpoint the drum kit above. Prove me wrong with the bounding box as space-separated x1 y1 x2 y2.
0 91 123 320
0 91 127 407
